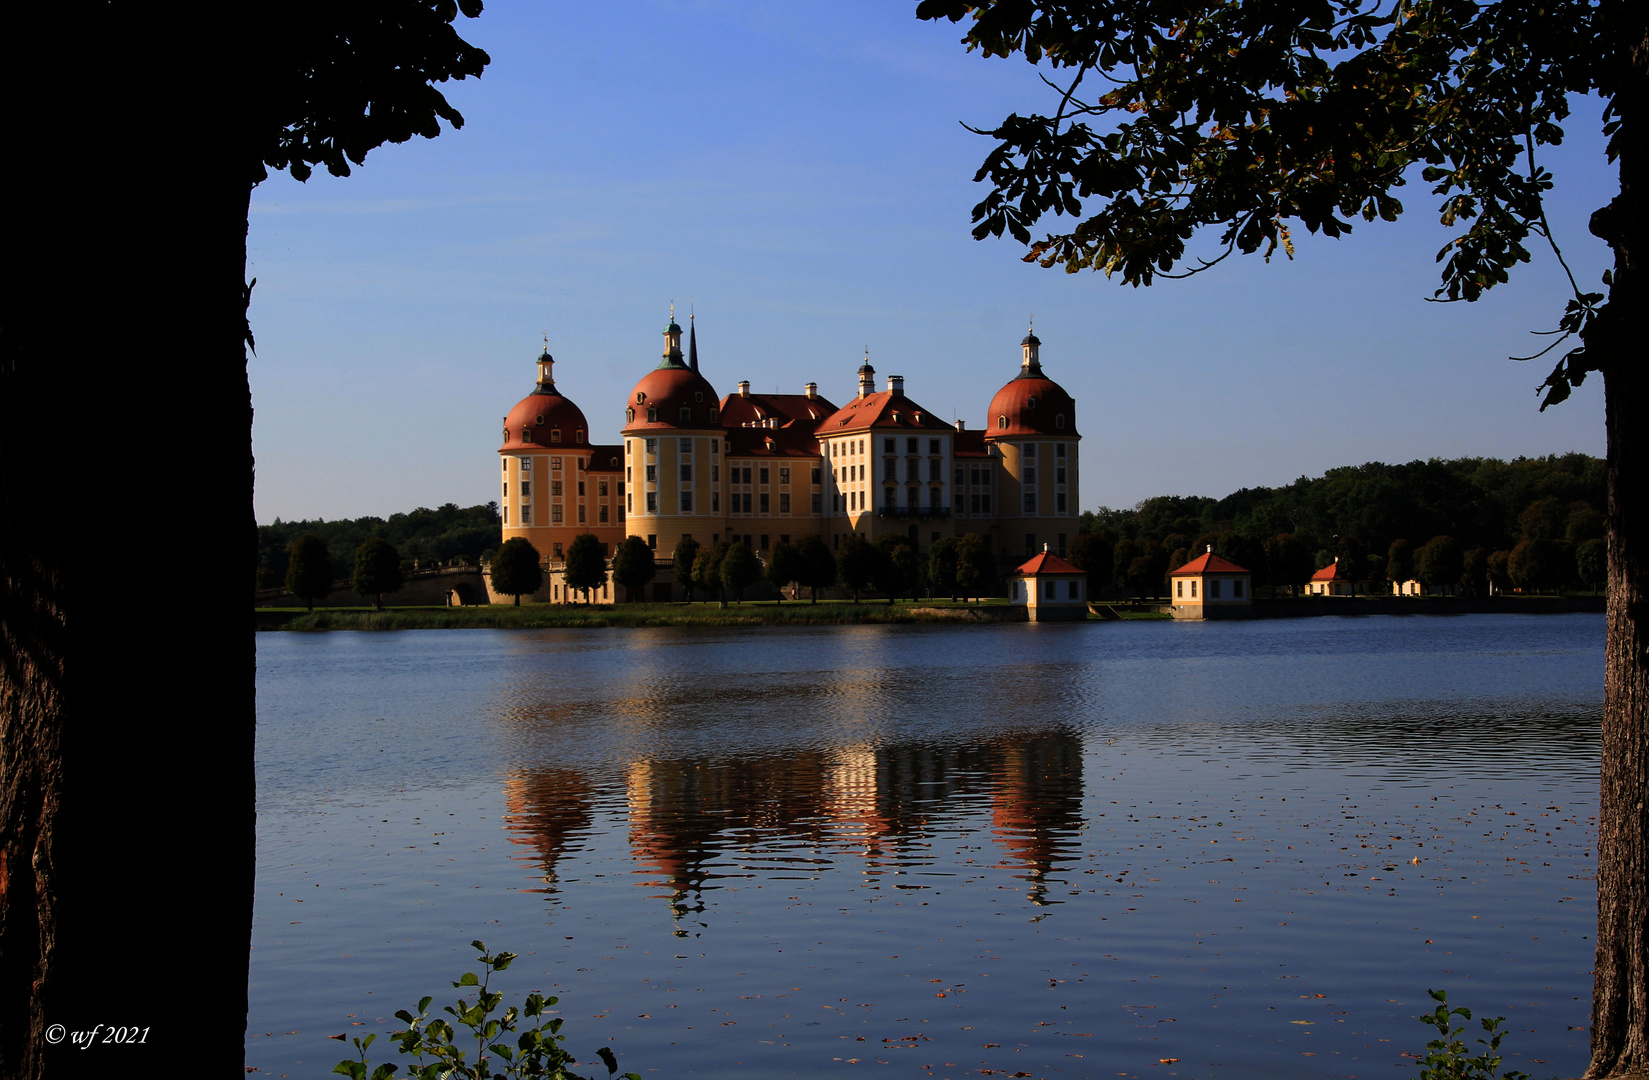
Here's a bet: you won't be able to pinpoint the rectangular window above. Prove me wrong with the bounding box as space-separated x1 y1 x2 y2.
644 465 656 483
578 505 586 523
503 458 509 473
906 437 918 453
1176 580 1183 598
680 463 692 482
598 481 608 496
550 480 562 496
1024 493 1036 512
760 493 770 512
645 438 657 454
1068 580 1079 600
712 492 720 512
626 466 632 483
970 493 980 513
1234 579 1245 598
760 466 770 484
647 534 657 549
1210 579 1222 599
980 494 991 513
502 506 509 524
883 458 896 481
811 494 821 513
680 492 692 512
599 505 609 523
1191 580 1198 598
955 467 964 485
811 468 820 485
552 457 562 471
779 467 790 484
884 438 895 453
929 459 941 481
743 467 753 484
744 493 754 512
521 506 531 524
1056 467 1067 484
1045 581 1056 600
1025 467 1037 486
551 505 563 523
627 493 633 512
646 492 657 513
929 439 940 455
929 488 941 509
577 481 585 496
552 542 563 558
521 457 532 472
680 438 692 453
1056 443 1066 458
779 493 790 512
1056 492 1067 512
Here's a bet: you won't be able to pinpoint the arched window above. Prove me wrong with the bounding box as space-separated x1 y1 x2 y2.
523 428 534 443
626 407 635 422
1026 396 1037 409
997 415 1007 429
694 391 703 402
1055 414 1066 429
679 406 692 422
549 429 561 444
575 430 585 443
647 407 658 422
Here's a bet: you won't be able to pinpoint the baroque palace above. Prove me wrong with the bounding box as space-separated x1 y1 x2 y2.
498 314 1081 599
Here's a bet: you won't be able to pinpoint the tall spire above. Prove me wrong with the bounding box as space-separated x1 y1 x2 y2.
688 312 699 373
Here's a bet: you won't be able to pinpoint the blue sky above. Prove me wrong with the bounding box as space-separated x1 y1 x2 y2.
248 1 1614 524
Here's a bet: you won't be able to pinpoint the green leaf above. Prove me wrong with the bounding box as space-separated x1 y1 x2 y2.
457 972 480 987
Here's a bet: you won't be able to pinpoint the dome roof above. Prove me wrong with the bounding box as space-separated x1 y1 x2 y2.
501 386 589 451
986 367 1078 439
623 364 722 433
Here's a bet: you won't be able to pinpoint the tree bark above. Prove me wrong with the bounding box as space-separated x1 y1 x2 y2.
1586 6 1649 1076
2 6 256 1075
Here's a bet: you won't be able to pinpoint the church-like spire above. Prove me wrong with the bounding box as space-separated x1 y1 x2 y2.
688 312 699 373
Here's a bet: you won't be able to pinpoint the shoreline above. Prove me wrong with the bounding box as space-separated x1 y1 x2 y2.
255 595 1602 631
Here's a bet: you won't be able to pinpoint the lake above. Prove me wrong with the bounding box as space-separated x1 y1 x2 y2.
250 613 1603 1080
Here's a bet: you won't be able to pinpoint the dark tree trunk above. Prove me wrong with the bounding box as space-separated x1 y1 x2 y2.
3 8 256 1074
1587 8 1649 1077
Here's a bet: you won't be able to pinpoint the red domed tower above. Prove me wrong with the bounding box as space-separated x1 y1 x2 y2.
984 328 1081 560
498 344 626 588
621 314 725 556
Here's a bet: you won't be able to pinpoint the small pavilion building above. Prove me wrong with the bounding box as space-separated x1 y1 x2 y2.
1011 547 1088 621
1308 557 1362 596
1168 547 1254 620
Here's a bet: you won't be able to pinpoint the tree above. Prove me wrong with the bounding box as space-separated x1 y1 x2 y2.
286 532 334 612
694 543 728 609
491 538 544 606
3 3 490 1073
563 534 608 603
719 543 761 603
766 540 803 602
352 537 404 610
1509 538 1560 594
1462 547 1490 598
955 533 997 601
796 535 837 603
1263 533 1313 597
927 536 961 600
1578 538 1608 592
874 536 917 603
1415 535 1465 595
1488 549 1514 595
672 537 702 603
916 4 1646 1064
836 535 877 603
1066 532 1112 598
1520 497 1569 541
611 536 656 603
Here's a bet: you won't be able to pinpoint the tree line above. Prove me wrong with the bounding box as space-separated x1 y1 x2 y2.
1066 454 1606 597
258 501 501 588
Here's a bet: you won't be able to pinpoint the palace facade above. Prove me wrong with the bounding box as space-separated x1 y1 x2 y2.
498 316 1082 594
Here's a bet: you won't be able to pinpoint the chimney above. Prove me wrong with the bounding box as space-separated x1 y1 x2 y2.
887 374 904 395
738 380 750 398
954 419 966 431
804 382 817 399
1206 544 1213 553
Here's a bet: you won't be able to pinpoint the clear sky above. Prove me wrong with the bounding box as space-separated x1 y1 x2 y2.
248 1 1614 525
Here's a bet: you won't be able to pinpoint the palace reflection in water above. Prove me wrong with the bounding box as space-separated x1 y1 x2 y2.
502 731 1084 921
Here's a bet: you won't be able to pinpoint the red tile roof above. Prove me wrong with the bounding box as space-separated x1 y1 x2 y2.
1310 559 1355 581
719 391 838 429
1015 550 1084 576
818 389 955 433
1170 551 1252 576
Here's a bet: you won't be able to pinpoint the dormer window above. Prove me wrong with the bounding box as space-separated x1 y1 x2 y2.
679 406 692 422
549 429 561 443
626 407 636 422
575 430 585 443
1026 396 1038 409
647 407 658 422
523 428 534 443
1055 414 1066 429
708 408 718 422
535 414 545 425
694 391 703 403
997 415 1007 429
636 392 647 403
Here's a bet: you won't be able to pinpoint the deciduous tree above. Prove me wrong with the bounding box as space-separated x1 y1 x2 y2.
955 533 997 601
563 534 608 603
795 535 837 603
916 5 1649 1063
611 536 656 603
927 536 961 600
491 538 544 606
836 536 877 603
286 533 335 612
2 3 490 1072
672 537 701 603
719 543 761 603
352 537 405 609
766 541 803 602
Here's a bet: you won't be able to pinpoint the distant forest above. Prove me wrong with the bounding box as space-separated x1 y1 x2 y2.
255 453 1604 594
1074 453 1605 595
257 502 501 588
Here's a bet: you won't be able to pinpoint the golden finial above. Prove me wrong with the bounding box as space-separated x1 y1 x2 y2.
542 331 549 352
669 299 675 321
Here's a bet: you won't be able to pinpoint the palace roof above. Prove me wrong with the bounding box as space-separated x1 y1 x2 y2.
719 390 838 429
818 389 955 435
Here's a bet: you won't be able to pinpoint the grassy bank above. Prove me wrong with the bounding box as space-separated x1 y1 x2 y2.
259 599 1029 631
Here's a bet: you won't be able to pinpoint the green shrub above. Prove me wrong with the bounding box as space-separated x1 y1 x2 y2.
1414 989 1528 1080
335 941 638 1080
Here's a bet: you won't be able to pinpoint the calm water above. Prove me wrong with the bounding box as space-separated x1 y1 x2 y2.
250 614 1603 1080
